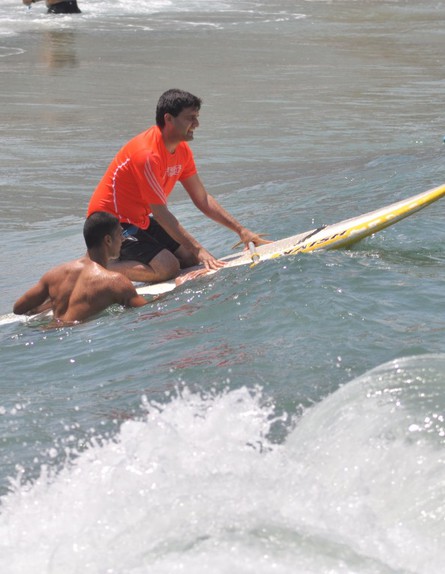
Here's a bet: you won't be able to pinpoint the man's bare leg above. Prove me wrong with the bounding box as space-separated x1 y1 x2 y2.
109 249 180 283
174 245 200 269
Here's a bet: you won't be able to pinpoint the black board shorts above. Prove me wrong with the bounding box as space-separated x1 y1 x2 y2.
120 218 180 265
48 1 81 14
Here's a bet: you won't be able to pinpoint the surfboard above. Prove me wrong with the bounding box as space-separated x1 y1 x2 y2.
3 182 444 324
136 182 445 296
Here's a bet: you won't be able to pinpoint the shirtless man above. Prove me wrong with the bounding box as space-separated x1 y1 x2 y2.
22 0 81 14
87 89 268 283
13 212 147 324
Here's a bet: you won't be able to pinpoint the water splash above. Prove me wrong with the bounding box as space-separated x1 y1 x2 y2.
1 356 443 573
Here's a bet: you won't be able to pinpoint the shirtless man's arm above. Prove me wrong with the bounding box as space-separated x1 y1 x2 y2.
114 275 148 309
13 277 51 316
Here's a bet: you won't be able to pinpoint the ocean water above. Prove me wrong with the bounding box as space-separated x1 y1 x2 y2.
0 0 444 572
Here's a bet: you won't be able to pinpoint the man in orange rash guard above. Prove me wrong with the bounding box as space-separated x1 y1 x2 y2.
87 89 268 284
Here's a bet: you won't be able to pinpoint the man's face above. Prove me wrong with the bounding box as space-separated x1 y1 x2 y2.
168 107 200 141
109 226 123 259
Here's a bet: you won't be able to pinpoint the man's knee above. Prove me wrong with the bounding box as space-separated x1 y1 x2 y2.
174 246 199 269
150 250 181 280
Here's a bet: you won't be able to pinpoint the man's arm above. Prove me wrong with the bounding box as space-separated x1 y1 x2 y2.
149 203 225 270
181 174 270 247
115 276 149 309
13 279 50 315
126 292 149 309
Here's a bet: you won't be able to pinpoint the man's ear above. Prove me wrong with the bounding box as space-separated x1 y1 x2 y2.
104 234 112 247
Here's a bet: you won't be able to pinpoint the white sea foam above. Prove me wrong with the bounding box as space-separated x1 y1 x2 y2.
0 0 305 37
1 357 443 573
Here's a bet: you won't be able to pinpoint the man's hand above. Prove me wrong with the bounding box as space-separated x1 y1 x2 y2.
196 247 226 270
175 268 210 286
234 228 271 249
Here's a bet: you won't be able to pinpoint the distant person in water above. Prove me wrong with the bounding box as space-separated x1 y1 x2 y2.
22 0 81 14
13 212 148 324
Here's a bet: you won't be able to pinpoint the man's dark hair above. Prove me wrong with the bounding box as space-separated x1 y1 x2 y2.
83 211 120 249
156 89 202 128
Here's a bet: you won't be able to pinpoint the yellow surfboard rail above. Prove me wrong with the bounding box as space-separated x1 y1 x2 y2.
283 182 445 256
133 182 445 295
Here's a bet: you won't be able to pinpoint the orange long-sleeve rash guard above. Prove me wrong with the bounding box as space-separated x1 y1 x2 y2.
88 126 197 229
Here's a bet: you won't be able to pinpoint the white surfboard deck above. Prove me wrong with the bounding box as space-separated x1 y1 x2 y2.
4 182 445 323
136 182 445 296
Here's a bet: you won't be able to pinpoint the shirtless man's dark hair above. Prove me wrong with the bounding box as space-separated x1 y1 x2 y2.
156 89 202 128
84 211 121 248
13 212 148 324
